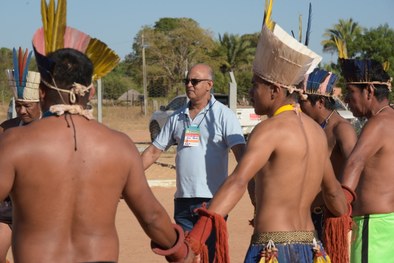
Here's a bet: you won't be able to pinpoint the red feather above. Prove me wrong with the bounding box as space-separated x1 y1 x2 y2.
21 48 29 82
18 47 23 83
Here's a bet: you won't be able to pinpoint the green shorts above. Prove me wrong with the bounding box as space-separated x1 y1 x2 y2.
351 212 394 263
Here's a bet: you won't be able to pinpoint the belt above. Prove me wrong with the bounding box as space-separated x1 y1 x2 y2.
251 231 318 244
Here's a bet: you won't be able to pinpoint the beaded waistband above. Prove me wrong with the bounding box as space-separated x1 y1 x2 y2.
251 231 318 244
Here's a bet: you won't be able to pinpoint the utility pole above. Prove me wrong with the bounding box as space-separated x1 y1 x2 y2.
228 71 237 113
142 34 147 116
97 79 103 123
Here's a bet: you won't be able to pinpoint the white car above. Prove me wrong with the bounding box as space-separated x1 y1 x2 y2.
149 95 188 142
334 97 364 133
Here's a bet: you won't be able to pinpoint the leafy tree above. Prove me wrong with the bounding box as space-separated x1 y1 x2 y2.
354 24 394 78
213 33 257 100
0 48 13 103
321 18 362 58
101 64 135 101
126 18 217 98
322 22 394 101
217 33 255 72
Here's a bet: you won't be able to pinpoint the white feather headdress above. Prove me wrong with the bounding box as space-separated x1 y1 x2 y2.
253 0 322 89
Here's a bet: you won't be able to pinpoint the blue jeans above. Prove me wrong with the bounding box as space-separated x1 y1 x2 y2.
174 198 216 263
244 242 327 263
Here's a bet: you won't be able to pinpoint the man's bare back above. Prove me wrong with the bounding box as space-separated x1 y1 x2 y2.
246 110 340 232
0 115 177 262
0 47 189 263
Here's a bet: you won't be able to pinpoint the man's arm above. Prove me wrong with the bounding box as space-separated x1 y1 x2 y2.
0 136 15 202
321 156 347 216
123 143 184 255
334 121 357 158
208 122 273 216
342 119 382 190
230 143 245 163
141 144 163 170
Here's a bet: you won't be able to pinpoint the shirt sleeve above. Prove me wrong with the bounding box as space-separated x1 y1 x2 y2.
152 113 178 151
221 106 246 148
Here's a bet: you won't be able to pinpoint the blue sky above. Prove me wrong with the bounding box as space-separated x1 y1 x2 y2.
1 0 393 63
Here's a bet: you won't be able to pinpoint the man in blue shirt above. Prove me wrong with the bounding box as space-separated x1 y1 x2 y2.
141 63 245 262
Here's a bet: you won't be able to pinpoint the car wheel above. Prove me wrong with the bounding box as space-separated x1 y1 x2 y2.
149 121 161 142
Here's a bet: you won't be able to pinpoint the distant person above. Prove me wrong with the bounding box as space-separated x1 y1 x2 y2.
142 63 245 262
0 47 41 263
182 4 351 263
300 68 357 240
340 58 394 263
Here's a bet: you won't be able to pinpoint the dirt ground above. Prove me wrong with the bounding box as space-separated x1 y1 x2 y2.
6 128 254 262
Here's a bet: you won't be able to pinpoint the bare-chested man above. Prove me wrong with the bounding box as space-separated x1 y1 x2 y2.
0 47 41 263
0 48 190 263
180 12 349 263
300 68 357 239
340 58 394 263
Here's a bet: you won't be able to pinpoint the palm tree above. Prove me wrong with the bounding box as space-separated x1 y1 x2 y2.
217 33 255 72
321 18 362 59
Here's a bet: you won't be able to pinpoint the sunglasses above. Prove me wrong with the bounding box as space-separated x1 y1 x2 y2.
183 78 212 86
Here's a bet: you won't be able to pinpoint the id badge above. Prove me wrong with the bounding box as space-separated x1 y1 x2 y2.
183 125 200 146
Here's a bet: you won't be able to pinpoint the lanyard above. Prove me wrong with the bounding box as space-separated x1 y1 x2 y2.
187 100 216 128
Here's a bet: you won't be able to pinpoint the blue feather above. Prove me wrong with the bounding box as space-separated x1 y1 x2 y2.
307 68 329 91
304 3 312 46
21 51 33 88
12 48 20 90
326 74 338 94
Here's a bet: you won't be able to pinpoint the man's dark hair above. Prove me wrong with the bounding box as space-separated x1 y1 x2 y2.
350 84 390 102
306 94 335 110
42 48 93 105
46 48 93 88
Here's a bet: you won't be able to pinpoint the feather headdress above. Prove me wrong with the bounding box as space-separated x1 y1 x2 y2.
304 68 338 97
5 47 40 102
253 0 322 90
340 58 392 91
32 0 120 81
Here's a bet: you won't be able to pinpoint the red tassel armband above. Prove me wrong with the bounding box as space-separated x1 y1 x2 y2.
341 185 357 203
151 223 190 262
186 207 230 263
341 185 357 216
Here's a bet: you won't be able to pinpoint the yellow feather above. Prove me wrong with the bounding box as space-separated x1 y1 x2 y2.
334 37 348 59
53 0 66 51
383 61 390 71
41 0 67 54
264 0 275 31
41 0 48 52
85 38 120 80
38 0 118 79
47 0 55 52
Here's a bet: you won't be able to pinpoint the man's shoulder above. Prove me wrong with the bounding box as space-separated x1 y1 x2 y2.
0 118 20 131
332 116 356 133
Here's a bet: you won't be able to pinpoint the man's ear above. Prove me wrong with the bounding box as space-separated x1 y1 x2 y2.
318 97 325 108
89 85 96 100
366 84 374 99
206 80 213 92
272 84 281 94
